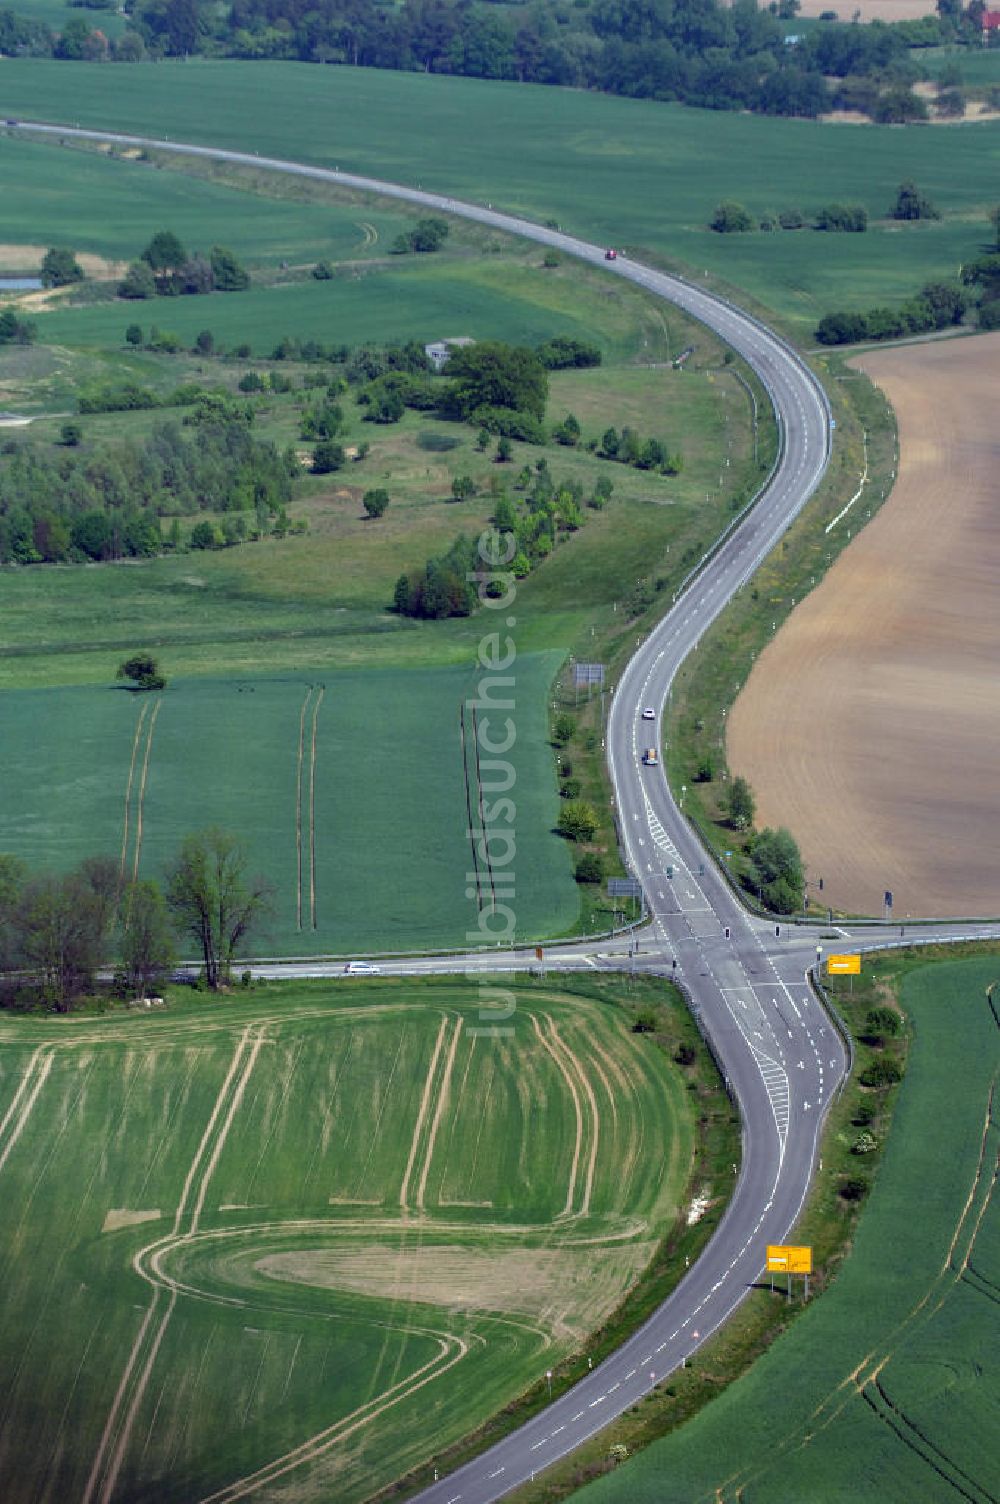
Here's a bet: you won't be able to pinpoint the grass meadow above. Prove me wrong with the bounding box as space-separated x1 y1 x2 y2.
2 62 1000 332
0 978 695 1503
574 954 1000 1504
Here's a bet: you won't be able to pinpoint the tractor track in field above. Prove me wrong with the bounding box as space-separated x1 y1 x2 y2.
399 1015 450 1218
119 702 149 889
295 687 310 932
713 1078 998 1504
84 1025 267 1504
0 1046 54 1177
295 685 324 931
459 703 483 912
131 699 161 888
416 1015 463 1215
308 686 324 931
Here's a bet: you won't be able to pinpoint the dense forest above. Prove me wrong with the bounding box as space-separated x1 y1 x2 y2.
0 0 990 120
0 404 295 563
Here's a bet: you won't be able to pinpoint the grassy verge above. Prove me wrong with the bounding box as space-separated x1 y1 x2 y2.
664 353 898 913
498 939 999 1503
543 355 778 934
377 970 742 1503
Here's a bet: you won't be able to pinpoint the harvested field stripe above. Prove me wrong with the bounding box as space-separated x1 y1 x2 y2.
531 1013 583 1220
417 1015 463 1214
97 1289 177 1504
119 701 149 887
295 687 310 931
309 685 324 930
197 1327 469 1504
399 1015 449 1216
0 1048 53 1176
187 1028 267 1236
548 1018 601 1219
131 697 162 888
83 1027 260 1504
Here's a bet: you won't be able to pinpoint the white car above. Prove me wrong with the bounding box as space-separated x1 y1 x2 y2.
641 707 656 720
344 961 381 975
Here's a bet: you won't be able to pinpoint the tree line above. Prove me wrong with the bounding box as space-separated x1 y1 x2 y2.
0 827 272 1011
0 0 988 120
118 230 250 300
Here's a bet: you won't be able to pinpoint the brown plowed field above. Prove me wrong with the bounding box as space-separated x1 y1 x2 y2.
727 334 1000 918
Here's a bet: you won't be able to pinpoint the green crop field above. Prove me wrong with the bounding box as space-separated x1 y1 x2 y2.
2 61 1000 331
0 131 412 269
12 0 128 35
0 656 585 954
33 256 638 357
0 978 695 1503
575 955 1000 1504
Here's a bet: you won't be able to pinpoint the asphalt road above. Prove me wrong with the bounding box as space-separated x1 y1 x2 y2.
9 118 1000 1504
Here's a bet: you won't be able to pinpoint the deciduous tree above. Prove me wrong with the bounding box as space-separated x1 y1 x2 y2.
116 652 166 691
166 828 272 989
121 879 175 998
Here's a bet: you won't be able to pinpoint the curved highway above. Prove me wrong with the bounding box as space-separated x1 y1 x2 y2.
4 119 982 1504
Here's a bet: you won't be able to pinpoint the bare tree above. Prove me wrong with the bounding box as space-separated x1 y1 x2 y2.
121 879 175 999
166 829 272 989
15 867 112 1011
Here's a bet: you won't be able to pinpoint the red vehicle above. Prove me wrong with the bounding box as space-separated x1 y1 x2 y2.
605 248 617 260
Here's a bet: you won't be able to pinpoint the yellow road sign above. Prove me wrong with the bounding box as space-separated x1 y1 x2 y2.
766 1244 812 1274
827 953 861 976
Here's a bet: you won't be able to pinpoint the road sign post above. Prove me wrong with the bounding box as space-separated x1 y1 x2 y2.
827 954 860 993
766 1244 812 1302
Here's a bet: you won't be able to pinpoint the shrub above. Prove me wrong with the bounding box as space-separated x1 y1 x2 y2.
190 520 223 550
312 439 345 474
840 1174 869 1202
710 201 754 233
118 260 155 300
535 336 601 369
859 1057 902 1088
362 488 390 518
814 203 868 233
852 1130 877 1155
552 714 576 746
40 246 84 288
574 851 604 884
866 1005 900 1039
557 800 598 841
890 180 940 221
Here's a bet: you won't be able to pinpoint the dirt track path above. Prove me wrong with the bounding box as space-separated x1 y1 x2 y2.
728 334 1000 918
